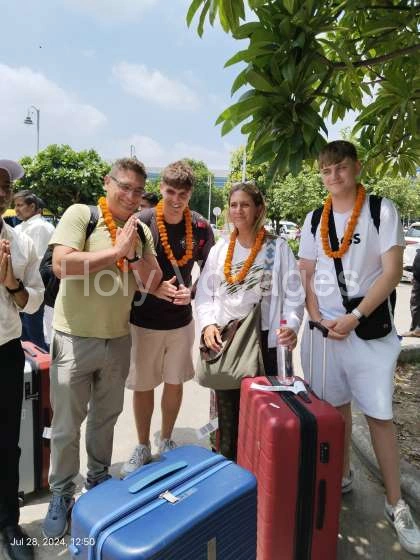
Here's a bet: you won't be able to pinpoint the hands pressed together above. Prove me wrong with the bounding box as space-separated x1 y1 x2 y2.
0 239 19 290
153 275 191 306
115 215 141 261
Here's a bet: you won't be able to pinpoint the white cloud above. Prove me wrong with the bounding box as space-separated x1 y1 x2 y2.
101 135 233 170
169 141 233 169
64 0 157 23
0 63 106 158
102 134 165 164
113 62 200 111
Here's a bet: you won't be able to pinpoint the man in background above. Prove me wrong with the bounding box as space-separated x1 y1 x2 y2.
403 249 420 338
14 190 54 350
139 191 159 211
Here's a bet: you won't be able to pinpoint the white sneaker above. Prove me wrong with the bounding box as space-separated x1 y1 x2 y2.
120 443 152 478
341 469 354 494
385 498 420 555
158 438 177 454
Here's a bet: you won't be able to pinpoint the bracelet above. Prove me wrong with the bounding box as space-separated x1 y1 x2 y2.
126 254 141 263
6 279 25 294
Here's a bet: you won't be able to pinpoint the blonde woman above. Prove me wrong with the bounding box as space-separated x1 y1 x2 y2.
195 182 304 459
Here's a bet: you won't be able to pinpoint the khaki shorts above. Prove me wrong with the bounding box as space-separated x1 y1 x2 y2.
126 321 195 391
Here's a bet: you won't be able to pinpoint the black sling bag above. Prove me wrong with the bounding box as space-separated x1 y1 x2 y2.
326 206 395 340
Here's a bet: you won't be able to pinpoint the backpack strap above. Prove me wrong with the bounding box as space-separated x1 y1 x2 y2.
368 195 382 234
86 205 99 240
311 206 323 238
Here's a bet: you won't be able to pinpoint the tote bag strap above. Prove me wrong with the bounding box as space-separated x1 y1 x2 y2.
260 236 276 296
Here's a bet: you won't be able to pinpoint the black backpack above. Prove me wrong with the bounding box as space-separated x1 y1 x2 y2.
40 205 99 307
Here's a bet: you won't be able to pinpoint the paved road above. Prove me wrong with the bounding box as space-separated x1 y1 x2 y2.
1 282 418 559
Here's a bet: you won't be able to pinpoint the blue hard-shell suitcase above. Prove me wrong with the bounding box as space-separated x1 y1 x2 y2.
70 445 257 560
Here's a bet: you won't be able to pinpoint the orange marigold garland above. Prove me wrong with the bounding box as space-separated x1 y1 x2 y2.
224 227 266 284
98 196 126 271
320 184 366 259
156 199 193 266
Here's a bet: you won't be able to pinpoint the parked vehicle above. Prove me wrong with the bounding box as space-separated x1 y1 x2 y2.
405 222 420 245
402 242 420 282
279 220 300 240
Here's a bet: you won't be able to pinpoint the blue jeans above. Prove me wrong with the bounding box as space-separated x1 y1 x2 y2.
21 303 49 351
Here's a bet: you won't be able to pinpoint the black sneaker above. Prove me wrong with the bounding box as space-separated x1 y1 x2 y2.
82 473 112 493
2 525 34 560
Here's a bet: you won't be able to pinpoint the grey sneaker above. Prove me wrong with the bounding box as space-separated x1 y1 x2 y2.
120 443 152 478
42 495 74 538
158 438 177 454
82 473 112 494
341 469 354 494
385 498 420 555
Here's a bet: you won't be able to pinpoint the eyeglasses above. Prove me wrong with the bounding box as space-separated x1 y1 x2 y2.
109 175 145 198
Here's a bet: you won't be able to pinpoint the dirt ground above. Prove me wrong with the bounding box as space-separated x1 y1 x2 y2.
394 362 420 469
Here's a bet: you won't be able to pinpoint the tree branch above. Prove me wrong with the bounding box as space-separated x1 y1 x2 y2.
353 5 420 11
319 43 420 69
311 68 334 99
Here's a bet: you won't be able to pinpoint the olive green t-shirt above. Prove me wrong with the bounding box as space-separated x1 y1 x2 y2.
50 204 156 339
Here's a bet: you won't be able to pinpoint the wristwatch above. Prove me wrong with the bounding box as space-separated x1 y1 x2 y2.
6 279 25 294
126 255 141 263
350 308 366 323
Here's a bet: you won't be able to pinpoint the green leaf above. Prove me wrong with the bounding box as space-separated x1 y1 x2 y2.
209 0 218 26
247 70 276 92
283 0 296 15
282 59 296 83
186 0 204 27
248 0 266 8
224 49 250 68
231 68 248 95
235 22 261 39
197 0 210 37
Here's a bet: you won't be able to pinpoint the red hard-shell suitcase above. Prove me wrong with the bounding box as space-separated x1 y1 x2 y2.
19 342 52 495
237 321 345 560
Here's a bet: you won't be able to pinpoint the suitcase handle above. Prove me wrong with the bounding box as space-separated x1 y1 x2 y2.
308 320 328 337
308 320 328 399
128 461 188 494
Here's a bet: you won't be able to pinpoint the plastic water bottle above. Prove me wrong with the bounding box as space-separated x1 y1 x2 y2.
278 318 295 386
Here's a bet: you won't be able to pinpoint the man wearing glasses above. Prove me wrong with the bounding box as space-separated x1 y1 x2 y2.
42 158 162 539
0 159 44 560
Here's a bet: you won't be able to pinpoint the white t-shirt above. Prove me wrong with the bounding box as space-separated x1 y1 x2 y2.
196 237 267 330
15 214 55 260
298 196 404 319
195 235 304 337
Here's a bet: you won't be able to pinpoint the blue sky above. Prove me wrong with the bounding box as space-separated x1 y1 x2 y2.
0 0 353 171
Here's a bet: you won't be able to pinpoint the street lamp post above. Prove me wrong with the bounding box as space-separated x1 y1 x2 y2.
24 106 40 153
207 174 212 223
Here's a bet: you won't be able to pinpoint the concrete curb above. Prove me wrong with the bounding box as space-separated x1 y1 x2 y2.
398 343 420 363
351 346 420 515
